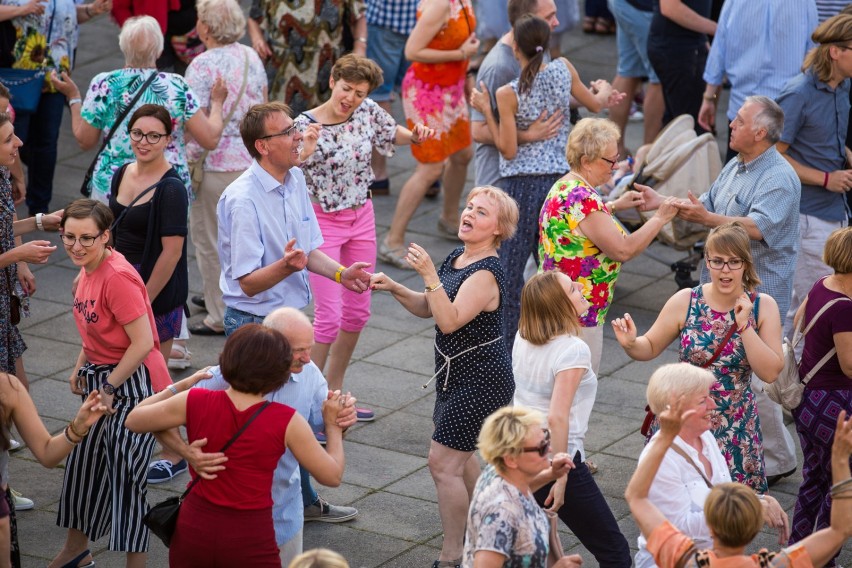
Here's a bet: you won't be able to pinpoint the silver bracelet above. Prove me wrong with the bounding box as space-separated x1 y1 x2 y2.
35 212 44 231
167 384 179 396
67 97 82 107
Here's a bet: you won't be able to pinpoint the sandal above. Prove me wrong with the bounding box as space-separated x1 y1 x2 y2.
168 342 193 371
436 218 460 241
378 240 413 270
594 17 616 35
582 16 596 33
59 549 95 568
585 459 599 475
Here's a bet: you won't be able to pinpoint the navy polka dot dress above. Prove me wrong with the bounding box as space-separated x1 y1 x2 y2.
432 247 515 452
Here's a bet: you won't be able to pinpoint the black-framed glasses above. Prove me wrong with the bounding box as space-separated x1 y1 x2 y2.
60 231 104 248
129 129 168 144
706 257 744 270
522 428 551 457
260 123 298 140
600 153 620 168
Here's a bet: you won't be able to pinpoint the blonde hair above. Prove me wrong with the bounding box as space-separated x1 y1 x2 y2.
565 118 620 171
288 548 349 568
466 186 520 248
118 16 164 67
705 222 761 292
824 226 852 274
645 363 715 415
519 271 581 344
704 483 763 548
196 0 246 45
478 406 546 474
803 13 852 83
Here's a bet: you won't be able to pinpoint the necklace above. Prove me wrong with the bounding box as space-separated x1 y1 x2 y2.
569 170 596 190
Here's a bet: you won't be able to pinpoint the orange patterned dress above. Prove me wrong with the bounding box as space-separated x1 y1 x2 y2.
401 0 475 164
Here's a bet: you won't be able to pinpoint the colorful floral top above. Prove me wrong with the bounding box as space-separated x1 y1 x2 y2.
9 0 77 92
539 178 625 327
185 43 267 172
81 68 200 203
294 98 397 212
463 464 549 567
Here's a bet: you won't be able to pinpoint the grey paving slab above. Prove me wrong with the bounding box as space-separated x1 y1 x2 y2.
345 410 434 458
303 524 415 568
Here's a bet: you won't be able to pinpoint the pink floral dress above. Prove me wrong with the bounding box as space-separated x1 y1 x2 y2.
679 285 767 493
400 0 475 164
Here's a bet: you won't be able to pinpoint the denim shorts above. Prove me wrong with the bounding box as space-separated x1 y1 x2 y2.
608 0 658 82
223 306 265 336
366 24 411 102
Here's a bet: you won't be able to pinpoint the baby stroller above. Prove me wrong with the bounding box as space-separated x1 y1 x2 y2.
614 115 723 288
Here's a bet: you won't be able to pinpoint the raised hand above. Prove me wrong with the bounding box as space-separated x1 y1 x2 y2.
733 292 754 331
282 238 307 272
610 312 638 348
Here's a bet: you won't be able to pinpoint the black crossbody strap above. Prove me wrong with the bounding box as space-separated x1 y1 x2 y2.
81 71 158 192
180 400 271 498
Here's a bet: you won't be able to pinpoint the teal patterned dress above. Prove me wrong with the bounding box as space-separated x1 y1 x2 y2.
680 285 767 493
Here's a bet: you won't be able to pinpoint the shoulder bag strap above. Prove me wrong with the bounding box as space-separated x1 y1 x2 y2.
700 322 737 369
109 177 166 232
180 400 271 498
195 49 250 168
669 444 713 489
81 72 158 188
800 297 852 385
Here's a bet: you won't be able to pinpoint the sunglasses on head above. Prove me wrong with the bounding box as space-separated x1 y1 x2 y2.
522 428 551 457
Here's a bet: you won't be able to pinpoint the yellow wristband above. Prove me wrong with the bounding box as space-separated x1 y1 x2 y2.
334 266 345 284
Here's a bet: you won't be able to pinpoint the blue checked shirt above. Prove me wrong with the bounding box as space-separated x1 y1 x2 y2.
195 363 327 546
366 0 418 35
699 147 801 318
703 0 816 122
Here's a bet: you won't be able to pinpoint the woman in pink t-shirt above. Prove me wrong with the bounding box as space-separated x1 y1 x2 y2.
50 199 171 568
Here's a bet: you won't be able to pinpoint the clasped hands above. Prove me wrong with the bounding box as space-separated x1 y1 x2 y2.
281 239 371 292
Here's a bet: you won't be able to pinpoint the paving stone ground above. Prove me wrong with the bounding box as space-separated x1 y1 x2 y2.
9 6 850 567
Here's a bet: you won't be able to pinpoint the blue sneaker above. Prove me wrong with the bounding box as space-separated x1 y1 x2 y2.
355 407 375 422
147 459 188 484
315 431 327 445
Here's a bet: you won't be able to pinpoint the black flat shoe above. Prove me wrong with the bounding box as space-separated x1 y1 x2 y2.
766 467 796 487
188 321 224 336
191 295 206 309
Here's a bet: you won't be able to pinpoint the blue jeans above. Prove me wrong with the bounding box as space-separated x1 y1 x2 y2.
16 91 65 215
300 465 319 507
366 24 410 102
223 307 265 336
534 451 632 567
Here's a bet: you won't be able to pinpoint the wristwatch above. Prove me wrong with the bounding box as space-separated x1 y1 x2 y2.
100 381 116 395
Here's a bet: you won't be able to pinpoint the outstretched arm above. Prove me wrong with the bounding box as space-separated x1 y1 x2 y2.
611 288 690 361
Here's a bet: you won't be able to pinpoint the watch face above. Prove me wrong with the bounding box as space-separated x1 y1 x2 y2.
101 383 115 395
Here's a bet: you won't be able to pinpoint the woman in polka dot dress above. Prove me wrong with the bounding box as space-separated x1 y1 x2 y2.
370 185 519 568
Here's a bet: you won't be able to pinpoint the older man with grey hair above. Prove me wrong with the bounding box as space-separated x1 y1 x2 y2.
640 95 801 486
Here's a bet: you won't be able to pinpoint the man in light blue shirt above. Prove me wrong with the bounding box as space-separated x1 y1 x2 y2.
640 96 801 484
217 102 372 335
698 0 817 162
185 308 358 566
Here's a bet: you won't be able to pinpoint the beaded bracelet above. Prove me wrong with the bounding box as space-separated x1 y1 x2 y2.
68 420 88 439
63 426 80 445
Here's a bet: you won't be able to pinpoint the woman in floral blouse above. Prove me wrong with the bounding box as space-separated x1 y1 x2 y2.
611 223 785 492
538 117 677 373
294 53 432 412
51 15 226 204
0 0 110 215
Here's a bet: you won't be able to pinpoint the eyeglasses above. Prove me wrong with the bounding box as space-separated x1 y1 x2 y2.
259 123 298 140
60 231 104 248
600 153 620 168
522 428 551 457
706 257 744 270
129 129 168 144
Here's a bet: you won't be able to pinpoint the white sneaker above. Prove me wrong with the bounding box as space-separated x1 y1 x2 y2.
9 438 21 452
10 488 33 511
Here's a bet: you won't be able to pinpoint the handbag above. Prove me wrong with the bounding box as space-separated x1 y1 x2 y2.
640 302 744 437
143 400 271 547
765 297 852 411
545 510 564 567
188 49 250 191
3 267 20 326
0 3 55 114
79 71 158 196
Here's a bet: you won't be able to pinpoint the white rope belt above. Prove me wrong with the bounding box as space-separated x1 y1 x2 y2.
422 336 503 391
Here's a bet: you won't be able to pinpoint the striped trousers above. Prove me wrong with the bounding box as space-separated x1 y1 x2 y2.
57 363 156 552
790 387 852 567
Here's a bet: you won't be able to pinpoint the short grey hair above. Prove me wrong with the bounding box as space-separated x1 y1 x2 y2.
197 0 246 45
646 363 715 415
118 16 164 68
745 95 784 144
263 307 312 335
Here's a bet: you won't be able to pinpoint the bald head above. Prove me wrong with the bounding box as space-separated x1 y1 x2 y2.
263 308 314 373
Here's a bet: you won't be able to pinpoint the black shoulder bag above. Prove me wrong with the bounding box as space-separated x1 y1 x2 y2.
79 71 158 197
143 400 271 547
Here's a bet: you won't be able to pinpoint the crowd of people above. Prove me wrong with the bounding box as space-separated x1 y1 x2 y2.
0 0 850 566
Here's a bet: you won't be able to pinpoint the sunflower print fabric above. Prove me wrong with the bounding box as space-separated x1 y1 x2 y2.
8 0 76 92
538 177 624 327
